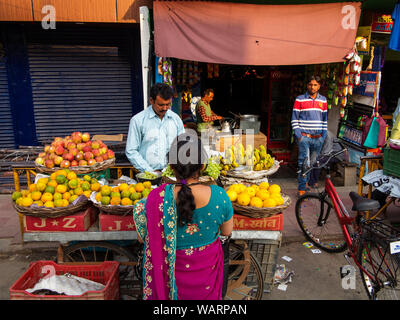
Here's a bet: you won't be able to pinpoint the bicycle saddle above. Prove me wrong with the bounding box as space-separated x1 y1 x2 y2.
349 192 380 212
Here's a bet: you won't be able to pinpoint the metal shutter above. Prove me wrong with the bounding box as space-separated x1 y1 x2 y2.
0 53 16 148
28 44 133 143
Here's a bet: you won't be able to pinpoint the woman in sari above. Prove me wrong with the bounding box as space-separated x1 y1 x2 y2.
133 133 233 300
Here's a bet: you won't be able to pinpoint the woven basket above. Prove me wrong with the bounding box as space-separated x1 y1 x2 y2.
231 194 291 219
12 197 90 218
161 175 217 186
92 202 134 216
35 158 116 174
226 160 280 179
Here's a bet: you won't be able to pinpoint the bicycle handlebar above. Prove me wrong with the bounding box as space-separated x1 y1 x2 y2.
301 146 348 177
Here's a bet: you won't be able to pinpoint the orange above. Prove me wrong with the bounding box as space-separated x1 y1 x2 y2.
142 189 151 198
53 192 63 201
245 187 256 197
21 197 33 207
44 186 55 194
62 199 69 207
68 179 79 189
47 180 58 188
80 181 90 191
83 190 91 198
50 172 58 180
74 187 83 196
111 192 121 198
16 197 24 206
91 182 101 192
28 184 37 192
36 182 46 192
37 178 49 185
119 183 129 192
55 169 68 177
83 175 92 182
250 184 260 192
250 196 263 208
56 175 67 184
67 171 77 180
135 183 145 193
11 191 22 201
101 196 111 205
95 192 102 202
111 186 120 193
130 192 141 201
143 181 152 189
110 197 121 206
54 199 64 207
69 194 78 204
63 192 71 201
101 185 111 196
237 193 251 206
56 184 67 194
272 194 284 206
31 191 42 201
44 201 54 208
128 186 136 194
33 200 44 207
121 198 132 206
263 198 277 208
226 190 238 202
41 192 53 203
121 190 131 199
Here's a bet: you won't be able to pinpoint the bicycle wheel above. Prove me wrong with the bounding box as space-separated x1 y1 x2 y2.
225 241 264 300
296 193 348 253
63 241 142 299
357 232 400 300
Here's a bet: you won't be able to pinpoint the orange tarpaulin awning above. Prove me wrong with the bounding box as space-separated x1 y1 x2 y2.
154 1 362 65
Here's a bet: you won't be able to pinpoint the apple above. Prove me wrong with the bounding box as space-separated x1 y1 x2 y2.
45 159 54 169
95 156 103 163
102 153 108 161
48 153 56 161
82 146 92 153
107 150 115 159
72 131 82 144
71 160 78 167
87 159 96 166
84 152 94 161
39 152 46 158
82 132 90 142
99 147 107 155
60 160 70 168
92 149 100 157
55 146 64 156
70 148 78 157
44 145 50 153
48 146 55 154
54 156 63 165
63 153 74 162
86 141 92 147
78 159 88 166
77 143 86 151
35 157 44 166
91 141 100 149
75 152 83 161
67 142 76 150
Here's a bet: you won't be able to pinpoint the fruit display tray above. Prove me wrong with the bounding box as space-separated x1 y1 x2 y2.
35 158 115 174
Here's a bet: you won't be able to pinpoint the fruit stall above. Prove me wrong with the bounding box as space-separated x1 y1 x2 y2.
9 131 287 299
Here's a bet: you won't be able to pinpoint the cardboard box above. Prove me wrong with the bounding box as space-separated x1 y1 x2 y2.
99 212 136 231
233 213 283 231
24 206 98 232
92 134 123 142
216 132 267 152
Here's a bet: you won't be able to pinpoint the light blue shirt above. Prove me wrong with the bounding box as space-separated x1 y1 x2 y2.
125 106 184 172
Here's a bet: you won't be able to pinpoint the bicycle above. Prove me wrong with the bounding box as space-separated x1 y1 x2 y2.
295 143 400 299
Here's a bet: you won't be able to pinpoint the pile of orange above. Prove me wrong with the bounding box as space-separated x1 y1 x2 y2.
226 182 284 208
12 170 101 208
95 181 153 206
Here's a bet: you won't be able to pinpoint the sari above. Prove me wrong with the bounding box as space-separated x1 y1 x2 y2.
133 183 224 300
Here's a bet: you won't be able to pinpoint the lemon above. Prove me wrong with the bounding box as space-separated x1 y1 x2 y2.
36 182 46 192
110 197 121 205
237 193 251 206
83 190 91 198
251 184 259 192
238 184 247 193
69 194 78 204
33 200 44 207
95 192 102 202
245 187 256 197
263 198 277 208
272 194 284 206
16 197 24 206
54 199 64 207
256 189 270 201
56 184 67 194
67 171 77 181
269 184 281 194
259 182 270 190
226 190 238 202
250 196 263 208
28 184 37 192
41 192 53 203
83 175 92 182
37 178 49 185
101 185 111 196
119 183 129 192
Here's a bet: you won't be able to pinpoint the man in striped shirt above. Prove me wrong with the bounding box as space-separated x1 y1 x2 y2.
291 75 327 196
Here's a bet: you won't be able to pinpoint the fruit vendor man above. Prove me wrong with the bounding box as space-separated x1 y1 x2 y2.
126 83 185 172
291 75 327 197
195 89 223 132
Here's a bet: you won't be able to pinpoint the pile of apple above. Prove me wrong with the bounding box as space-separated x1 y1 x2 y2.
35 132 115 169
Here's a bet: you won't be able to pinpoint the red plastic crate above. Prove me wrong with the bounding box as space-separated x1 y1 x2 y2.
9 261 120 300
271 149 291 163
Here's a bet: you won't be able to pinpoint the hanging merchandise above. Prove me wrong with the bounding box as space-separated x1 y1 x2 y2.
175 60 201 88
362 111 388 149
207 63 213 78
158 57 173 87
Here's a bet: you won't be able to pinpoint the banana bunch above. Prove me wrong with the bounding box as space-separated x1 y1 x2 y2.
219 144 274 174
253 145 275 171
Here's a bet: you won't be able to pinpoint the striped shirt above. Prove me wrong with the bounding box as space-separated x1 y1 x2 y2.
291 92 328 139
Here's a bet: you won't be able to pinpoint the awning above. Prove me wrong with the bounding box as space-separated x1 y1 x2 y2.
154 1 362 65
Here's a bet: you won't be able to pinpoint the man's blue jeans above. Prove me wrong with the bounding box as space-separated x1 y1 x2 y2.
297 136 324 191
